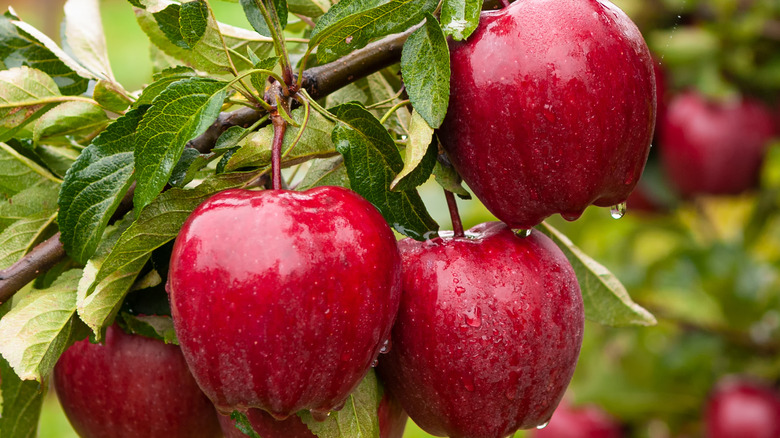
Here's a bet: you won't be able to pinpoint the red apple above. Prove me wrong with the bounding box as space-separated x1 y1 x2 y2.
167 186 402 420
705 377 780 438
660 91 777 197
218 390 408 438
438 0 656 229
53 324 221 438
530 400 623 438
378 222 584 438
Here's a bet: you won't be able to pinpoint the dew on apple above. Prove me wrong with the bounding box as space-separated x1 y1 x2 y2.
536 421 550 430
379 338 391 354
610 202 627 219
515 229 532 238
463 305 482 327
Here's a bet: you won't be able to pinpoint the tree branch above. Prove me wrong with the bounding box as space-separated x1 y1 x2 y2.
0 27 416 305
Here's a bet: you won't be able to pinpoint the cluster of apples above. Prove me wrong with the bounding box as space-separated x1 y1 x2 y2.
52 0 657 437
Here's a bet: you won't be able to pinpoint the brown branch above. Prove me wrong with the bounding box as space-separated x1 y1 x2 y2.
0 27 416 305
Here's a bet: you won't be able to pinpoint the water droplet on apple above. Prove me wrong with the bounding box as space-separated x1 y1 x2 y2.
379 338 391 354
462 376 475 392
371 358 379 367
536 421 549 430
610 202 626 219
514 229 532 238
455 286 466 296
463 306 482 327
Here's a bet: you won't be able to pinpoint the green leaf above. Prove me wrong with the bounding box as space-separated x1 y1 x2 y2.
390 110 435 191
400 14 449 128
0 67 62 143
136 6 274 77
0 141 60 197
30 145 80 178
117 313 178 344
331 103 437 239
287 0 328 18
62 0 115 81
537 222 657 327
33 101 109 145
76 213 148 337
0 355 43 438
169 147 215 187
0 270 88 381
246 51 279 93
133 78 227 214
135 66 197 107
432 160 470 198
58 107 146 265
214 125 248 150
229 411 261 438
310 0 437 63
0 182 59 233
154 3 190 48
298 155 349 190
93 80 133 112
0 15 91 95
85 172 255 299
240 0 289 38
226 106 337 171
180 0 210 47
300 370 382 438
440 0 480 41
0 212 57 270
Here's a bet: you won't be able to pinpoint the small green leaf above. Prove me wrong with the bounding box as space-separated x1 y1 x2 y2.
0 67 62 142
300 370 382 438
400 14 449 128
180 0 210 47
246 52 278 94
58 107 146 265
331 103 438 239
440 0 480 41
0 141 60 197
33 101 109 145
390 110 436 191
432 160 470 198
310 0 437 63
287 0 328 17
85 172 256 299
214 125 248 150
229 411 261 438
0 269 89 381
227 107 337 171
32 145 80 178
0 355 44 438
537 222 657 327
169 147 214 187
240 0 289 38
298 156 349 190
93 80 133 112
117 313 178 344
62 0 115 81
133 78 227 214
154 3 190 48
0 15 91 95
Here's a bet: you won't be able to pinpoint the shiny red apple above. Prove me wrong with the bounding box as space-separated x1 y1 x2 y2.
530 400 623 438
167 186 402 420
705 377 780 438
53 324 221 438
660 91 777 197
438 0 656 229
378 222 584 438
218 389 408 438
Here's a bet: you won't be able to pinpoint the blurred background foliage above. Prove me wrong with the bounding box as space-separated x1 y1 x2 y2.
1 0 778 436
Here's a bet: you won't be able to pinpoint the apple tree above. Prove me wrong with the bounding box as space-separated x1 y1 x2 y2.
0 0 679 436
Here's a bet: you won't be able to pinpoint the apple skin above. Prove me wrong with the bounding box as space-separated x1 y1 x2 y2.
167 186 402 419
660 92 777 197
53 325 221 438
705 377 780 438
218 390 408 438
438 0 656 229
529 401 622 438
378 222 584 438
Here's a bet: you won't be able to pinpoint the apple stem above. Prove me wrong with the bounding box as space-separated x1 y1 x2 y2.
445 189 465 238
271 113 287 191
